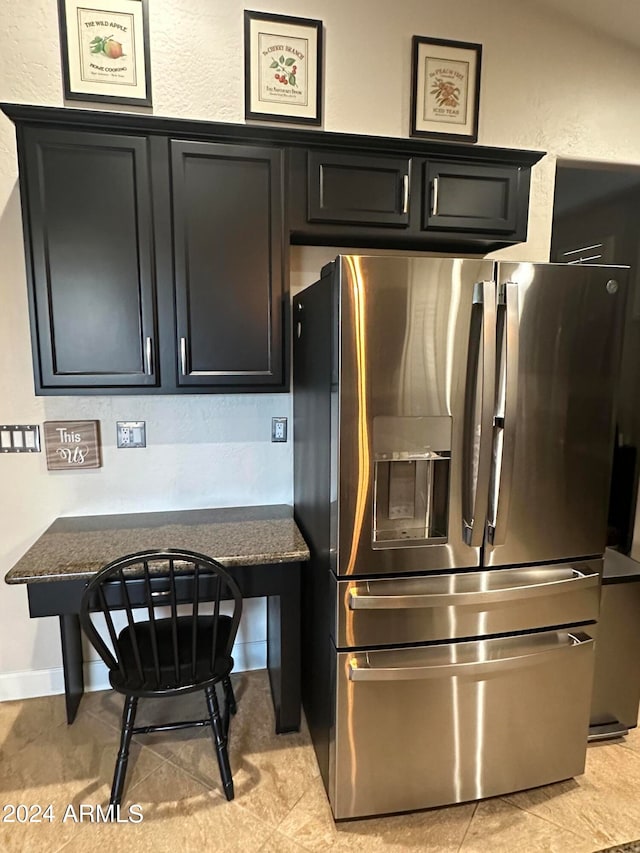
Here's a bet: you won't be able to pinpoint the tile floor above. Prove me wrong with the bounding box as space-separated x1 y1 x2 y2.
0 669 638 852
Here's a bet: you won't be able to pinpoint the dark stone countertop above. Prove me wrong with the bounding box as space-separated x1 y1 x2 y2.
5 505 310 584
602 547 640 585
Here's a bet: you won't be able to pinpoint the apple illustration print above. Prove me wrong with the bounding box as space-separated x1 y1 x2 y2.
90 35 125 60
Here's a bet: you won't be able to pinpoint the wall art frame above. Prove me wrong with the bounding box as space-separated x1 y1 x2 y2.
244 10 323 126
43 420 102 470
410 35 482 143
58 0 152 106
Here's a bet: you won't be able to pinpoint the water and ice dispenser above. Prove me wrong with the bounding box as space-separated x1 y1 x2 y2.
372 416 451 546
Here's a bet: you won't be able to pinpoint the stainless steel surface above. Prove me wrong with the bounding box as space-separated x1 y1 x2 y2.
335 256 494 575
488 281 518 546
485 263 625 566
330 631 594 819
334 559 601 647
588 722 629 741
590 569 640 732
294 255 626 821
402 174 409 214
145 336 153 375
463 280 496 547
180 336 188 376
431 176 439 215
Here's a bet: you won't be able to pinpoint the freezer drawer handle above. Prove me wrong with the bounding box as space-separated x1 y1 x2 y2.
347 633 593 681
348 569 599 609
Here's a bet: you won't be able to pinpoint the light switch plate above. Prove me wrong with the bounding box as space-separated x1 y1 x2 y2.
0 425 41 453
116 421 146 448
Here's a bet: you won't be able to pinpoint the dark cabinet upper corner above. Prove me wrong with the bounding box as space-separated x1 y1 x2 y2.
1 104 544 395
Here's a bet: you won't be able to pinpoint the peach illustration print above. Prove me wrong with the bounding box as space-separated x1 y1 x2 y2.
430 78 460 108
90 35 125 59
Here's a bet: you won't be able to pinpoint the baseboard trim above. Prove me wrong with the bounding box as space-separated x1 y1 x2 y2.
0 641 267 702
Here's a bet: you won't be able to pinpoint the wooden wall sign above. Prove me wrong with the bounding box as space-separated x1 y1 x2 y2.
43 420 102 470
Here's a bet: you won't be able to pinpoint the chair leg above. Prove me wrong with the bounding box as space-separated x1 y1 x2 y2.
223 676 237 715
110 695 138 808
205 685 234 801
222 676 235 738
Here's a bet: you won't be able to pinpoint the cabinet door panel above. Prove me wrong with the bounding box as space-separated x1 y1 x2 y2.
308 151 410 227
171 141 284 387
423 162 519 234
22 128 157 388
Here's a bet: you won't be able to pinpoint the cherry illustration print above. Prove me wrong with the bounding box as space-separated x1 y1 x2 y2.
268 54 299 87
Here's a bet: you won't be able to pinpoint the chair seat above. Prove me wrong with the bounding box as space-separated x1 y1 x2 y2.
111 614 233 694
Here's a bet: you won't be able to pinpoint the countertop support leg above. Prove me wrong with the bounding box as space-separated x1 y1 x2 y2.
59 614 84 724
267 563 301 733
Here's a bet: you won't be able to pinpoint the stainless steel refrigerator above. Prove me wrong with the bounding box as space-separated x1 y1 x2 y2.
293 255 627 820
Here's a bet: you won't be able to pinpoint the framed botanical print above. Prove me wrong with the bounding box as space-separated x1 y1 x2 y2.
58 0 152 106
244 10 323 125
411 36 482 142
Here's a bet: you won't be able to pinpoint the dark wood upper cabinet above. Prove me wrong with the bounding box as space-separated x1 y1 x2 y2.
3 103 544 395
290 147 535 250
422 161 520 235
307 151 411 227
21 127 158 390
170 141 284 388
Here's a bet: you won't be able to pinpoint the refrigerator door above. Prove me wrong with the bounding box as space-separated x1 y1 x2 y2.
333 559 601 647
331 631 594 819
485 263 626 567
335 256 495 575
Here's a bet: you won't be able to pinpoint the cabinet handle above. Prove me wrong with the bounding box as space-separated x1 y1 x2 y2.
180 337 188 376
431 176 439 216
402 174 409 214
145 336 153 375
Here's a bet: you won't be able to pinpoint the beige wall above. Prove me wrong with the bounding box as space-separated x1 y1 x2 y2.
2 0 640 696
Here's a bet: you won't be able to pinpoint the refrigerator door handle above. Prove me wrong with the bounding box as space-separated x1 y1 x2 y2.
347 633 593 681
488 280 519 546
348 568 599 609
462 280 496 546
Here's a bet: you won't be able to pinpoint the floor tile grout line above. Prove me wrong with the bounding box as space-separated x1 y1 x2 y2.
122 749 176 798
500 795 605 844
259 786 328 850
52 822 93 853
456 800 478 852
82 705 123 735
149 748 230 801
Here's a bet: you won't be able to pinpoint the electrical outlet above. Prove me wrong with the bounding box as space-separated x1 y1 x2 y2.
116 421 146 448
271 417 287 442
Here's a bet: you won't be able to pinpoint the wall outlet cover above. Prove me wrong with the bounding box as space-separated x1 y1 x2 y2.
271 417 287 442
116 421 146 448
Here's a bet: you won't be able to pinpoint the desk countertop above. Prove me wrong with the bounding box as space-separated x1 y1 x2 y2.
5 505 310 584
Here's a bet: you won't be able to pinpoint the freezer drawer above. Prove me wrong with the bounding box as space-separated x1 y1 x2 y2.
331 630 594 819
333 560 601 647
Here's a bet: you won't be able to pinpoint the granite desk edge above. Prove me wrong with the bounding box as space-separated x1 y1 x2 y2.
5 505 310 585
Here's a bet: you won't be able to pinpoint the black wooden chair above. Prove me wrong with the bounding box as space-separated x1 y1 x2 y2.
79 548 242 806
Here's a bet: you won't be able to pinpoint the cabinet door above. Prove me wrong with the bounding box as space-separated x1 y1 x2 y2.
21 127 158 389
308 151 411 227
422 161 520 234
171 141 285 388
